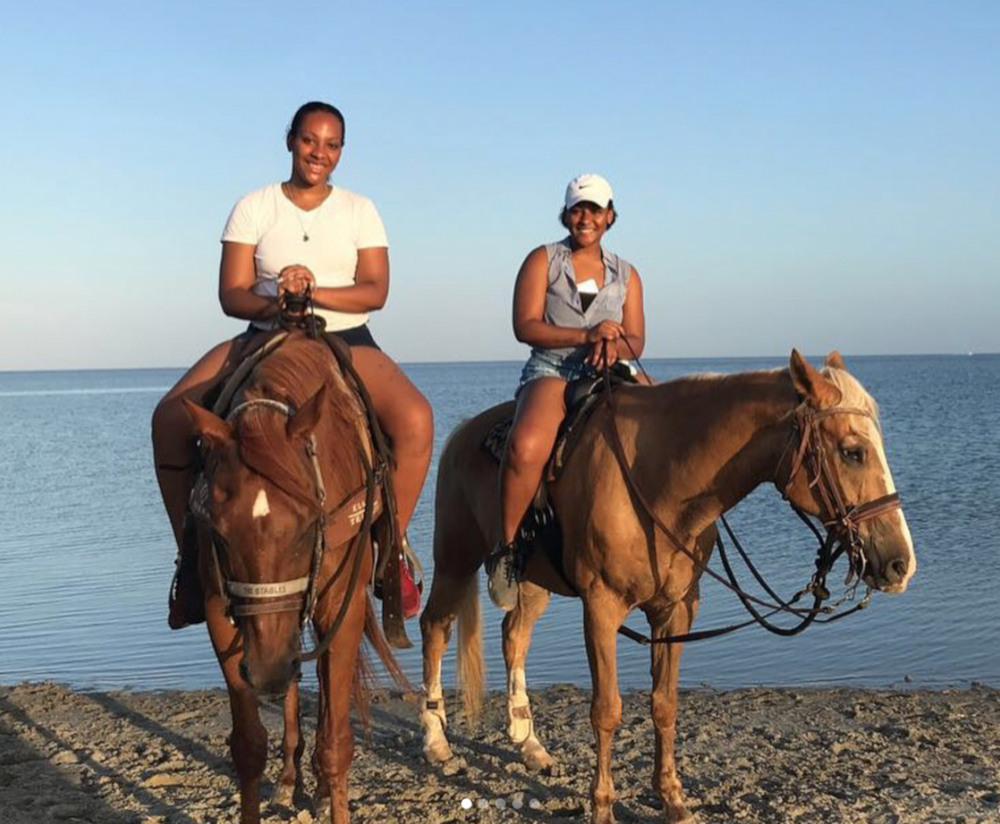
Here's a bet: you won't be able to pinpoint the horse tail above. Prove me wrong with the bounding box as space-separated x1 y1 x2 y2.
352 597 411 732
456 573 485 725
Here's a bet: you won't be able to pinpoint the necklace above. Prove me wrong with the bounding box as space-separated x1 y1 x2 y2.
282 182 326 242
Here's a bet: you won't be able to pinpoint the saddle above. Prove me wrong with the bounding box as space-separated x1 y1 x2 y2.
192 325 420 646
483 364 639 588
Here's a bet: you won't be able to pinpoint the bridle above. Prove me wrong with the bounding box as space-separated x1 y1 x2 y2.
192 396 382 663
782 401 902 586
600 355 904 644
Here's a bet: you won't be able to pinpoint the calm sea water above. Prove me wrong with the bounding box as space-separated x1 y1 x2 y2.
1 355 997 693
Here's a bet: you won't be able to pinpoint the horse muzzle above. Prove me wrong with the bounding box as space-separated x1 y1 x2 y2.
239 619 302 697
859 513 917 594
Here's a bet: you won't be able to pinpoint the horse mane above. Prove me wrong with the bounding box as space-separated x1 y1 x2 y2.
235 335 366 510
821 365 880 422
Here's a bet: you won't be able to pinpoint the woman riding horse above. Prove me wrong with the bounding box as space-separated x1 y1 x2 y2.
151 101 433 629
488 173 648 610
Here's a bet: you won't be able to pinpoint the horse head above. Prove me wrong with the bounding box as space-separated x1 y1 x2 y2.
785 350 916 594
184 385 330 696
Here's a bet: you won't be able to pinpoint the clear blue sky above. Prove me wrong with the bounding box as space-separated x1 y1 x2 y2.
1 0 997 369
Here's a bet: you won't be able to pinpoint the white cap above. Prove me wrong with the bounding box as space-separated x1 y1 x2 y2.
564 173 614 209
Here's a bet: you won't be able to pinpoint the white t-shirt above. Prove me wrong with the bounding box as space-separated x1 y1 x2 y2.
221 183 389 331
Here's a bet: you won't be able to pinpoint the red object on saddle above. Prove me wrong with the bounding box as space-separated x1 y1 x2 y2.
401 556 422 619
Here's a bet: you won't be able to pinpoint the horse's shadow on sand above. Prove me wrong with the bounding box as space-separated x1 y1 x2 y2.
0 693 191 824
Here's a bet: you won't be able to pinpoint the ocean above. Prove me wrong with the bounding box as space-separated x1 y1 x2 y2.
1 355 997 693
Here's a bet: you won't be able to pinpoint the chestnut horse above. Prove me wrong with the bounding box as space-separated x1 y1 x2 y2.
419 350 916 823
184 332 404 824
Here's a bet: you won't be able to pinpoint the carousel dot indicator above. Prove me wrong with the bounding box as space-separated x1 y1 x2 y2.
460 797 472 809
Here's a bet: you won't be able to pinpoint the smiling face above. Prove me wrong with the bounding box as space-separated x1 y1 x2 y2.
286 111 344 187
563 201 615 249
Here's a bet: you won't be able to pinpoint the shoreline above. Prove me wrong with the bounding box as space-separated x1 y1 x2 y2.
2 682 998 823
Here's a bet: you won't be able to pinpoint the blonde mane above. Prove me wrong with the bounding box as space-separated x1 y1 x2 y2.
821 366 880 422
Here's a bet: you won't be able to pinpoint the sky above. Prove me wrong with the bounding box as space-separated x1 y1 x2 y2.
1 0 997 369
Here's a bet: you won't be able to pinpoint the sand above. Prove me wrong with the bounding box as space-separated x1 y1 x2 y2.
1 681 998 823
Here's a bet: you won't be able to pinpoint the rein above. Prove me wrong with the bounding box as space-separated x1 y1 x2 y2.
600 343 901 645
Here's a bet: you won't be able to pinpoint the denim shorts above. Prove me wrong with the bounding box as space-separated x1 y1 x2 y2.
517 348 595 392
517 348 639 394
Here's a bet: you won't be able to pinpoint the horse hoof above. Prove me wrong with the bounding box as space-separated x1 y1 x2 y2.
522 740 555 772
314 797 332 824
272 782 294 807
592 806 617 824
423 740 454 765
666 799 695 823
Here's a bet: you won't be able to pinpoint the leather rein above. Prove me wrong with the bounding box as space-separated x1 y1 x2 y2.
600 356 902 645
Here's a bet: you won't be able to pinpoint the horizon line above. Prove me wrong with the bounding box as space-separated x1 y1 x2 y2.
1 351 995 375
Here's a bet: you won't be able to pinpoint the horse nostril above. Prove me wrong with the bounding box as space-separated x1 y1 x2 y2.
889 558 908 582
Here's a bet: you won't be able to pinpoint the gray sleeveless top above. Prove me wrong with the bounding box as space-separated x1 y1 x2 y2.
534 238 633 359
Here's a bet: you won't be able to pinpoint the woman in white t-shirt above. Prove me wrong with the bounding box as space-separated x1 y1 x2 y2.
151 101 433 629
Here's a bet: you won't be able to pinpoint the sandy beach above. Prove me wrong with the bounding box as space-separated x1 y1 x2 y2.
2 680 998 823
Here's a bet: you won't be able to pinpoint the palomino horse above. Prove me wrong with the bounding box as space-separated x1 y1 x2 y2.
419 350 916 823
184 332 404 824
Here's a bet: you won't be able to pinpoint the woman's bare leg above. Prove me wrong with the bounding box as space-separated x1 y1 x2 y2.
499 378 566 545
151 337 241 627
348 346 433 536
151 339 241 544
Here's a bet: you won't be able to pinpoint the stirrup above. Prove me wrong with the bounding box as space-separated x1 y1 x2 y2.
486 539 519 612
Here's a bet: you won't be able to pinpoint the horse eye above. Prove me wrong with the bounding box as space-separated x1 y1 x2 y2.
840 445 865 464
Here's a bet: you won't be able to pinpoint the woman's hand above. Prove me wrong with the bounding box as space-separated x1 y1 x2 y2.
585 321 624 367
277 264 316 297
585 320 625 344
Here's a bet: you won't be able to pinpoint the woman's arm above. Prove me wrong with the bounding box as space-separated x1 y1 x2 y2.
219 242 280 320
617 267 645 359
308 246 390 314
512 247 613 349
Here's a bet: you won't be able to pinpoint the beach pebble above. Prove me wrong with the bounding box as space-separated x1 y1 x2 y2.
50 750 81 766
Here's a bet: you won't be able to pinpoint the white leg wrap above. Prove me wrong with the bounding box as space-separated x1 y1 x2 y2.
507 666 534 745
421 672 452 762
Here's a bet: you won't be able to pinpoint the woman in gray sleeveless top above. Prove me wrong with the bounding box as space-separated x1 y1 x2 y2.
487 174 648 610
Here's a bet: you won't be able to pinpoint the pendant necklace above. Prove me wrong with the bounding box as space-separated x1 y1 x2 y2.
283 182 321 242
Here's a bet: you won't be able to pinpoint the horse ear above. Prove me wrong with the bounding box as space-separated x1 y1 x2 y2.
825 350 847 371
287 384 328 440
789 349 842 407
183 399 234 449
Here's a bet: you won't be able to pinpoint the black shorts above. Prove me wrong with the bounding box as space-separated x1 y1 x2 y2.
330 324 381 350
241 323 381 351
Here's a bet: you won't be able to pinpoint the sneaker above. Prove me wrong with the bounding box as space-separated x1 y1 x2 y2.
485 540 519 611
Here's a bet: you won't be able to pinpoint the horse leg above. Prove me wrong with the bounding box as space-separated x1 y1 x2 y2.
419 568 481 763
206 606 267 824
584 594 629 824
502 581 554 770
313 602 367 824
273 676 304 807
643 596 698 824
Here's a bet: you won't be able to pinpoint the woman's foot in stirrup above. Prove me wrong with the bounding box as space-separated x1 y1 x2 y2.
486 540 519 611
